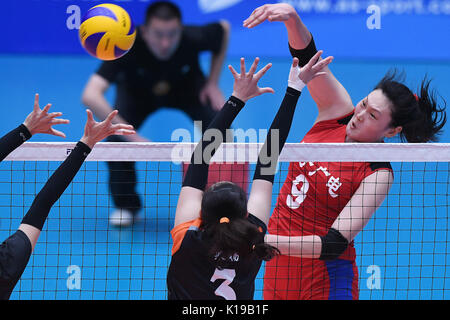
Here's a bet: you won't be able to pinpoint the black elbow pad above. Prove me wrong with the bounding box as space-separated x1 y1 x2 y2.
319 228 349 261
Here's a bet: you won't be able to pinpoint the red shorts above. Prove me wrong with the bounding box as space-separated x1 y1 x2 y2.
263 255 359 300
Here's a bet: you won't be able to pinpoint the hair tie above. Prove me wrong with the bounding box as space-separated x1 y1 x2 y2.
219 217 230 224
413 93 419 101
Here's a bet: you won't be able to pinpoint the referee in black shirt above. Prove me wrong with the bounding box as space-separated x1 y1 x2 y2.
0 94 135 299
81 1 248 227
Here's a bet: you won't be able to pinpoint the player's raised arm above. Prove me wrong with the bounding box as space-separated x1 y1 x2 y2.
174 57 274 227
19 109 135 250
243 3 354 123
0 94 69 162
0 109 134 300
248 51 332 227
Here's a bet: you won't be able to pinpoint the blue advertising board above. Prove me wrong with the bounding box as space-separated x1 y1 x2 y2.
2 0 450 59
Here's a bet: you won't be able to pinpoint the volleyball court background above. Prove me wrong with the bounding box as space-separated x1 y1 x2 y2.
0 0 449 299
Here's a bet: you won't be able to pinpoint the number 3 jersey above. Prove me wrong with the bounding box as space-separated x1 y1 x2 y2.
167 214 267 300
269 111 392 261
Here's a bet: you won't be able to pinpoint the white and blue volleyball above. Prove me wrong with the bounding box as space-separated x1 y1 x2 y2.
79 3 136 61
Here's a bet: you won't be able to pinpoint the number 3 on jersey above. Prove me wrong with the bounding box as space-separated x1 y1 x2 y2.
210 268 236 300
286 174 309 209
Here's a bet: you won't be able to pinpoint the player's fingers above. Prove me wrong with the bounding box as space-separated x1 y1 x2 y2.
105 109 119 123
248 12 269 28
306 50 323 69
42 103 51 114
254 63 272 81
126 129 137 135
49 111 63 118
258 87 275 95
228 65 239 79
245 11 269 28
243 7 259 22
113 123 134 131
292 57 299 68
86 109 94 122
50 128 66 138
114 129 136 136
51 118 70 125
243 6 264 26
312 56 333 72
248 57 260 77
240 57 246 76
33 93 40 111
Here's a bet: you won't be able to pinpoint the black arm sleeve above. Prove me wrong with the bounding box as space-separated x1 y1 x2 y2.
288 34 318 68
182 96 245 191
20 142 92 231
253 87 301 183
0 124 32 163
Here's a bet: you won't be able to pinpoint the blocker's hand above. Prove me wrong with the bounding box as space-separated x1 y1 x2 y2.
23 94 70 138
80 109 135 148
228 57 274 102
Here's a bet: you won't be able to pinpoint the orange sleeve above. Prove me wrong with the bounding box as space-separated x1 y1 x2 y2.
170 219 202 256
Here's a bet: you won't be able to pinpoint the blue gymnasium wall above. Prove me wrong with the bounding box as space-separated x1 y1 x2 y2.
2 0 450 60
0 0 450 59
0 0 449 300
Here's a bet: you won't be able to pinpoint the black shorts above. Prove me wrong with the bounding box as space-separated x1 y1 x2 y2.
0 230 32 300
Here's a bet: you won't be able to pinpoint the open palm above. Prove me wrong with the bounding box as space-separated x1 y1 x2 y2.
229 57 274 102
23 94 69 137
80 109 136 148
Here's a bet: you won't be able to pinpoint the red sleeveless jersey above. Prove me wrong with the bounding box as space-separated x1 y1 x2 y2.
269 112 392 261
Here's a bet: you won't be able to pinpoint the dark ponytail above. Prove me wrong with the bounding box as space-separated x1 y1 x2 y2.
200 182 279 268
375 70 447 143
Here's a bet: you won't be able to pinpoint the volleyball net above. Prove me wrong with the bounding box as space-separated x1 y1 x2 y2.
1 142 449 300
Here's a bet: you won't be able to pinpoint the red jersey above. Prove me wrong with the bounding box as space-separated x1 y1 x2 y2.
268 112 392 261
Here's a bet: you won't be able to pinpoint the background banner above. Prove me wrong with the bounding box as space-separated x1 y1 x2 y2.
3 0 450 59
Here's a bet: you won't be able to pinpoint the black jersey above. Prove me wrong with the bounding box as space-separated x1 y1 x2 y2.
96 23 224 108
167 214 267 300
0 230 32 300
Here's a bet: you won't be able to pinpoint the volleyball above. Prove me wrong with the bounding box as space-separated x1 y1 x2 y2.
79 3 136 61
